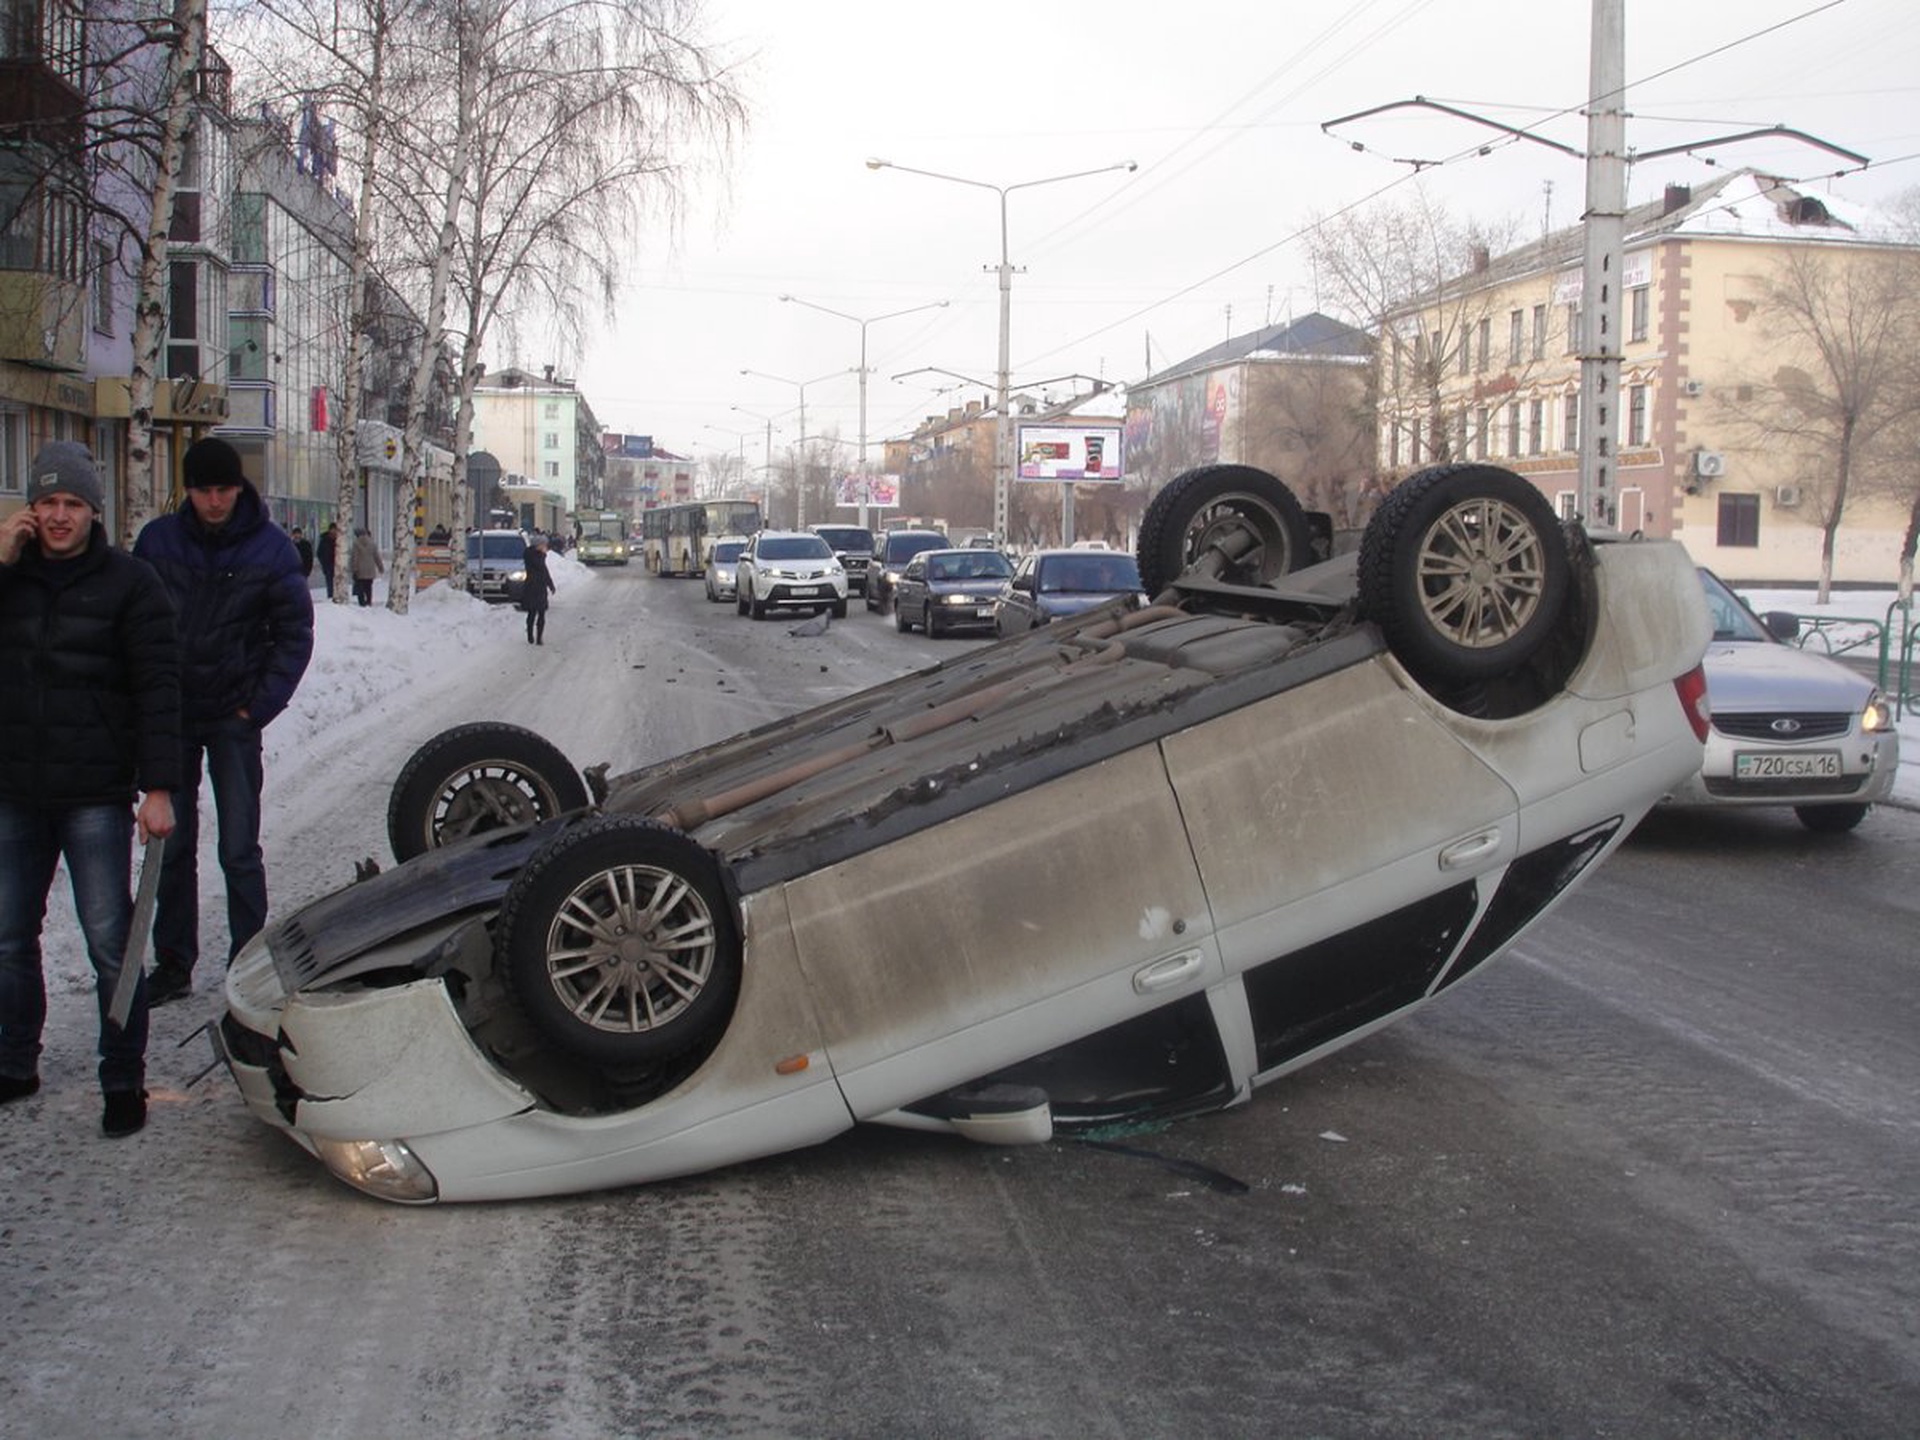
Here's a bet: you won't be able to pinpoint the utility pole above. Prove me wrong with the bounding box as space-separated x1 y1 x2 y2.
1575 0 1626 528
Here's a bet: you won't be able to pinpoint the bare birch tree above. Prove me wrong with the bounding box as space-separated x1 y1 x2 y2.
1721 244 1920 602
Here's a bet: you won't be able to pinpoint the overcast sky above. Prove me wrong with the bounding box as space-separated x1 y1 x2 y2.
555 0 1920 470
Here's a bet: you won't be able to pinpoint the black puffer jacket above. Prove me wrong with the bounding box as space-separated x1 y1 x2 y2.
133 481 314 728
0 524 183 806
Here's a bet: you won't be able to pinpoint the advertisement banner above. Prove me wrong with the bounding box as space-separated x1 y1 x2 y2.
835 473 900 508
1015 424 1124 483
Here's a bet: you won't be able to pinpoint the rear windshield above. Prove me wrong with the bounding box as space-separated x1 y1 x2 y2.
756 535 832 561
884 532 948 562
1039 553 1141 593
466 534 525 561
813 527 873 551
929 552 1013 581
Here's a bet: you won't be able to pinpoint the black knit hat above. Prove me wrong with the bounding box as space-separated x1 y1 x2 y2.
183 436 247 489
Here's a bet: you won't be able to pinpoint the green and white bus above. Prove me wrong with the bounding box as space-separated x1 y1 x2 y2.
572 510 631 566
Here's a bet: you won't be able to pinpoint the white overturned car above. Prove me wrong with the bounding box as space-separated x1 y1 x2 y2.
217 464 1711 1203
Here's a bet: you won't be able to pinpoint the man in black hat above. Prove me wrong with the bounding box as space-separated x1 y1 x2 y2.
133 436 312 1006
0 442 180 1136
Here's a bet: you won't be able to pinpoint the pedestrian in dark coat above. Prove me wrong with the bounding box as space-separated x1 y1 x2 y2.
0 443 181 1137
522 536 556 645
317 522 338 597
132 437 313 1006
291 525 314 579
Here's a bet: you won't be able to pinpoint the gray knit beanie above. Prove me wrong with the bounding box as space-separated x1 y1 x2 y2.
27 442 105 513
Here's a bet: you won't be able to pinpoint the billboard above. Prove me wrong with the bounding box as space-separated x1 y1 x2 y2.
1016 424 1124 483
834 473 900 509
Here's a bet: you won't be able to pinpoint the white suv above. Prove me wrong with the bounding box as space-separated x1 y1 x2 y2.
735 530 848 620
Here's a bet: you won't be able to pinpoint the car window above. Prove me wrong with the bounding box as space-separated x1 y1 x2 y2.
903 556 927 579
467 534 525 561
1041 553 1140 593
885 533 948 562
813 528 872 551
1696 569 1770 642
712 542 745 563
757 536 832 561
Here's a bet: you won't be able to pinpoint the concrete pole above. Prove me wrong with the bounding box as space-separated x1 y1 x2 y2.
1576 0 1627 528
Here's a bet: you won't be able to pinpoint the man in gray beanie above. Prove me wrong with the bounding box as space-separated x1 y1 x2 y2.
0 443 181 1137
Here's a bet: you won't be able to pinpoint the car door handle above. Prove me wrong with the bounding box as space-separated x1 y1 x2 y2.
1133 948 1205 995
1438 827 1503 870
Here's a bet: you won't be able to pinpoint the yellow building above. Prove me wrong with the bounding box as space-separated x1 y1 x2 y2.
1382 170 1916 584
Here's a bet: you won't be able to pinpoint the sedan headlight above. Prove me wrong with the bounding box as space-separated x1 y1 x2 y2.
313 1137 439 1204
940 593 974 606
509 568 527 583
1862 691 1893 733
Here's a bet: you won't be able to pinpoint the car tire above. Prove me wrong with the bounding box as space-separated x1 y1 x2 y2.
830 598 848 619
496 815 741 1068
387 722 590 862
1136 463 1313 596
1358 463 1572 685
1795 802 1868 834
749 585 767 620
895 601 912 633
736 583 749 617
923 603 938 638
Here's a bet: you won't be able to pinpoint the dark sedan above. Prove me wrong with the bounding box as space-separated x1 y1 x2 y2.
893 548 1016 637
993 548 1147 636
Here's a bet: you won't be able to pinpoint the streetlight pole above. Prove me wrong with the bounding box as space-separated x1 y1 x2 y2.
740 368 845 529
867 157 1135 544
728 405 785 518
779 294 947 529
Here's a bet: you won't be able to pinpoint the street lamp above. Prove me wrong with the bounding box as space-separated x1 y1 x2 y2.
727 405 787 516
779 294 947 528
739 367 847 528
867 156 1136 543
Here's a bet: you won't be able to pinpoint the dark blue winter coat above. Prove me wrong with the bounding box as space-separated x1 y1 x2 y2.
0 523 183 806
133 481 314 729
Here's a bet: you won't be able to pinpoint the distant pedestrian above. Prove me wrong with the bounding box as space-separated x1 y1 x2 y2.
522 536 556 645
291 526 314 579
1 443 181 1137
317 522 338 597
132 436 313 1007
349 527 384 607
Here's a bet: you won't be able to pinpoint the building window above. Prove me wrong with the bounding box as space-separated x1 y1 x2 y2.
1563 393 1579 452
1564 302 1580 354
1456 330 1469 376
232 193 268 264
0 408 25 494
1717 493 1760 547
1475 317 1490 372
542 431 559 450
1508 310 1524 366
1626 384 1648 446
544 401 560 419
1630 285 1650 343
1474 406 1489 459
544 460 559 478
1528 399 1544 455
1531 304 1547 360
1506 402 1521 456
167 260 199 378
92 239 113 333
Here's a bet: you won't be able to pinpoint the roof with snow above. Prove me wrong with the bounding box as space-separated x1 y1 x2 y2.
1135 311 1374 390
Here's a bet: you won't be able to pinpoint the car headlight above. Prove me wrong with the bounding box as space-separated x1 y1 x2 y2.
1863 692 1893 733
313 1137 439 1203
510 568 527 583
940 593 973 606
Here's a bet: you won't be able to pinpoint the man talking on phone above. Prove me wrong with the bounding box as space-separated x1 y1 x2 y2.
0 443 180 1136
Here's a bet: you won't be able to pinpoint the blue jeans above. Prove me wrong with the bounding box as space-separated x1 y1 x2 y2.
155 716 267 976
0 799 147 1092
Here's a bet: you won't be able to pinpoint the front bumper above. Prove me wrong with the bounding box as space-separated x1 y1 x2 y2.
1664 723 1898 808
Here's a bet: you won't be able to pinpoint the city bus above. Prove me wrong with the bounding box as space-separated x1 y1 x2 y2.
639 498 762 576
571 509 630 566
